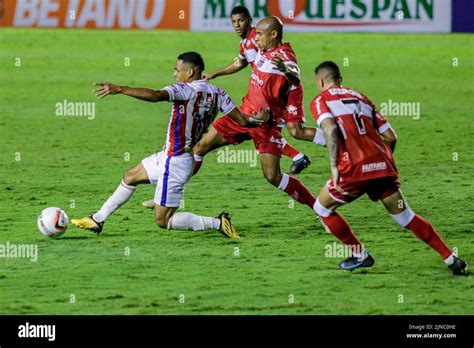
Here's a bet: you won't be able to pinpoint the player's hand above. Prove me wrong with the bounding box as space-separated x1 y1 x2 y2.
331 165 344 194
253 108 271 124
271 54 287 73
202 72 215 80
93 82 122 99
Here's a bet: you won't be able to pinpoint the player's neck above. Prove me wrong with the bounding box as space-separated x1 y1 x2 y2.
323 82 341 91
264 40 282 52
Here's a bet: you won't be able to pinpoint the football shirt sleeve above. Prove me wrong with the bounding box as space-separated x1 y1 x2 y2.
365 96 391 134
161 83 193 102
310 95 333 127
239 42 246 61
217 88 236 115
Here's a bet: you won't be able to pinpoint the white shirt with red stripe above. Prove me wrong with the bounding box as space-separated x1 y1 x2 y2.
310 86 398 182
162 79 235 157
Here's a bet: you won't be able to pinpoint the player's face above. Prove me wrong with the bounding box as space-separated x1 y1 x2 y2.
174 60 192 83
231 14 251 38
255 25 275 51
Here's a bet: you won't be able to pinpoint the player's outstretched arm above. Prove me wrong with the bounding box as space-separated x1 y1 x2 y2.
203 59 248 80
321 118 343 193
94 82 169 102
380 127 397 153
227 108 270 127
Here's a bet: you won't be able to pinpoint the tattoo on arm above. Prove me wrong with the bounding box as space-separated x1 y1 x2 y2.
321 119 339 166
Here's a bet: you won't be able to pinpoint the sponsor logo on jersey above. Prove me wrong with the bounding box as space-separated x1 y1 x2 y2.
362 162 387 173
250 73 264 87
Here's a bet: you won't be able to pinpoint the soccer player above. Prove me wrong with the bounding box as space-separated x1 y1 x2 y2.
310 61 468 276
71 52 268 238
200 6 324 175
159 17 321 220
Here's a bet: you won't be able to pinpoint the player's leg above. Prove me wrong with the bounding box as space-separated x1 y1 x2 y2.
259 152 317 209
71 162 150 233
314 184 374 271
192 126 229 175
280 136 311 175
142 126 230 209
382 190 468 275
153 153 239 238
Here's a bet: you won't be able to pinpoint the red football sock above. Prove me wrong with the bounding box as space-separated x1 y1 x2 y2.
320 212 363 254
405 215 452 259
279 174 316 208
193 156 203 176
282 142 301 159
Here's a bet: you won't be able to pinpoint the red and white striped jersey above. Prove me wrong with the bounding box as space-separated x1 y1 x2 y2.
310 86 398 182
240 42 301 122
162 79 235 157
239 27 258 66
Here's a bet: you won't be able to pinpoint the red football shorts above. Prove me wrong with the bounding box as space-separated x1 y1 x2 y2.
212 114 284 157
326 176 401 204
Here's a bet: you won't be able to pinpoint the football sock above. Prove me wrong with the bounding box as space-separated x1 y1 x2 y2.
281 142 301 160
390 208 452 259
313 128 326 146
278 173 316 208
405 215 452 259
314 198 364 254
320 212 364 254
193 155 204 175
93 180 136 223
167 212 220 231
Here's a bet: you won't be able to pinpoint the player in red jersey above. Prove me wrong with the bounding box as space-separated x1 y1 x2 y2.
311 61 468 276
178 17 321 219
201 6 324 175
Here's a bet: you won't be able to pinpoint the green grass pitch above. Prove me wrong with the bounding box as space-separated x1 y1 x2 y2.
1 29 473 315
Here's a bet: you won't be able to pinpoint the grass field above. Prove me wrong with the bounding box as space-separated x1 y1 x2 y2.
1 29 473 315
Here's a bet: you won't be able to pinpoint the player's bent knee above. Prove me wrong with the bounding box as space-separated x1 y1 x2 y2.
263 171 280 186
390 207 415 227
155 214 169 229
122 170 135 186
314 197 333 218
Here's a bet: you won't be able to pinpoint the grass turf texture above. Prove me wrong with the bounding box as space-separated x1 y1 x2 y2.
1 29 473 315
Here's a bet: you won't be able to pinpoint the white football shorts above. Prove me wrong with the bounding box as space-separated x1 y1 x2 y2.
141 151 194 207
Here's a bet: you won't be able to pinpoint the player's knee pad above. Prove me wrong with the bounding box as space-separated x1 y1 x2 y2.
390 207 415 227
314 197 333 218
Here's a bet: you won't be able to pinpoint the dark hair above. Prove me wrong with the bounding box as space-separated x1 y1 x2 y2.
315 61 342 82
230 6 252 20
177 51 205 72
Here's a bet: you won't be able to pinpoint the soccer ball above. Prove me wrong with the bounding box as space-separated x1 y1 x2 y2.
37 207 69 237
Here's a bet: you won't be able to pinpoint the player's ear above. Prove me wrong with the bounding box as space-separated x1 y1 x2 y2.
271 30 278 39
188 67 194 78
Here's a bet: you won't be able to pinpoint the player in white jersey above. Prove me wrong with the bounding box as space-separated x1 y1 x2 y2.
71 52 268 238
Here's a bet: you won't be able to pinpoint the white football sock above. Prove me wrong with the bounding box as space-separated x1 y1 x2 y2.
93 180 136 223
168 212 220 231
194 154 204 162
292 152 304 161
313 128 326 146
444 253 455 266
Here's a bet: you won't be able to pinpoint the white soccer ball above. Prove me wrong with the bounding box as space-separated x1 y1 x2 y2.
37 207 69 237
